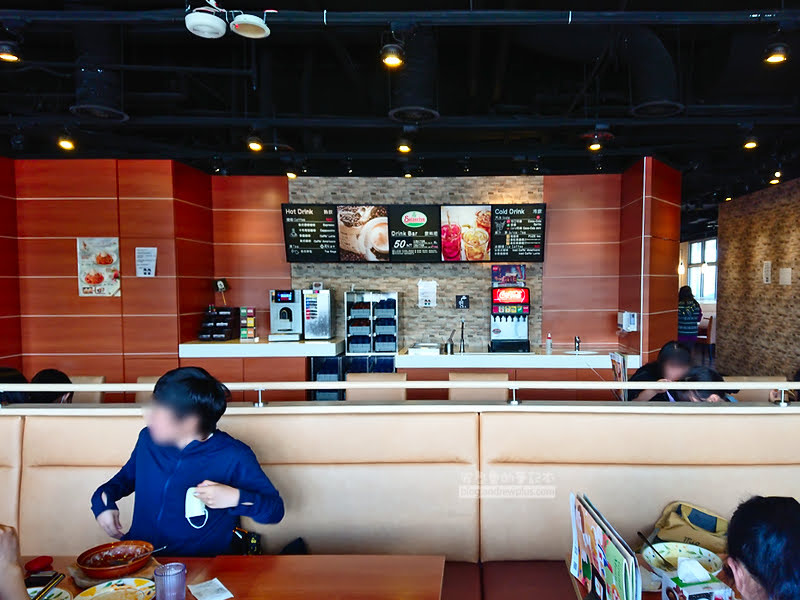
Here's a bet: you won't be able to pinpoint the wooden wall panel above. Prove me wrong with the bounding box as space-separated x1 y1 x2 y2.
212 176 291 337
541 174 621 348
0 157 20 367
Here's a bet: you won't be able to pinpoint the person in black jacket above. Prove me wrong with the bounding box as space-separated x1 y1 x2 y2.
630 341 691 402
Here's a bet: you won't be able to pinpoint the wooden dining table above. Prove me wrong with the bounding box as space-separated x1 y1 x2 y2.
41 554 446 600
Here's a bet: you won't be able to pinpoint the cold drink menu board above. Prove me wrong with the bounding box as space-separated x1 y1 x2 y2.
281 204 340 262
490 204 546 262
387 205 442 262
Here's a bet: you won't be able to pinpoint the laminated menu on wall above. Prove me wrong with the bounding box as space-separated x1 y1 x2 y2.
417 279 438 308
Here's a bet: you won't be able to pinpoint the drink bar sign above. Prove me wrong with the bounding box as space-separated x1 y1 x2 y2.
491 204 546 262
282 205 339 262
388 205 442 262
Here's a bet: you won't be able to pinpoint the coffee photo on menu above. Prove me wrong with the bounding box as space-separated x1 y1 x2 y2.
441 205 491 262
337 205 390 262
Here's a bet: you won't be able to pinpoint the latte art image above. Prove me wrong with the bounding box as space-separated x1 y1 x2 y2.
337 205 389 261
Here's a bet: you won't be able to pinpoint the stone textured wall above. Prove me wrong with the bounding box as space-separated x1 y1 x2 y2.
290 176 544 351
717 177 800 376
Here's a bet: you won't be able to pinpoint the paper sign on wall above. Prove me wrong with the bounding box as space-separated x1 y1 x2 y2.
779 267 792 286
77 237 120 297
135 247 158 277
417 279 438 308
763 261 772 284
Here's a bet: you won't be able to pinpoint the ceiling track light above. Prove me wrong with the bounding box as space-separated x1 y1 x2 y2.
57 132 75 151
380 28 405 69
286 170 297 179
345 158 353 175
0 40 21 63
743 135 758 150
582 127 613 153
763 41 790 65
230 10 275 39
397 137 412 154
247 135 263 152
185 0 228 39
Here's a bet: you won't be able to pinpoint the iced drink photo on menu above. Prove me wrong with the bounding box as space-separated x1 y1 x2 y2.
441 222 462 261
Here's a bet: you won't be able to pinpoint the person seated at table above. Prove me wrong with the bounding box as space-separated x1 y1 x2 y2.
0 367 28 405
29 369 73 404
630 341 692 402
91 367 285 557
0 525 27 600
672 366 730 403
769 368 800 403
727 496 800 600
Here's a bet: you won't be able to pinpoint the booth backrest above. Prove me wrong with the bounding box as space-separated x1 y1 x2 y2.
13 412 480 561
724 376 786 403
345 373 408 402
0 416 22 530
70 376 107 404
479 411 800 561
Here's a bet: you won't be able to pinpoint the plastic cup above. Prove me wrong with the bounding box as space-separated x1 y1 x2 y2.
154 563 186 600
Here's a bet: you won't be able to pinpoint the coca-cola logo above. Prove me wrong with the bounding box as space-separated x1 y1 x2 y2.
493 287 529 304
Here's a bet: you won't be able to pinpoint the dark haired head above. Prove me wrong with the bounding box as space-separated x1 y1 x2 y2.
31 369 73 404
153 367 229 437
728 496 800 600
678 285 695 304
675 365 727 403
0 367 28 404
657 341 691 367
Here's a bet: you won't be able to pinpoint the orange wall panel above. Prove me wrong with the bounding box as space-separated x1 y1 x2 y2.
243 357 308 402
212 175 287 211
17 199 119 238
119 199 176 239
117 159 174 199
123 315 179 354
19 278 121 316
21 316 123 354
14 159 117 199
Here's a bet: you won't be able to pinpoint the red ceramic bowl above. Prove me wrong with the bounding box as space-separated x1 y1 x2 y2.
77 540 154 579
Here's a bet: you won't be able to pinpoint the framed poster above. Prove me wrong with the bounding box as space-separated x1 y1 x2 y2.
77 237 120 297
388 205 442 262
440 205 491 262
281 204 340 262
337 205 389 262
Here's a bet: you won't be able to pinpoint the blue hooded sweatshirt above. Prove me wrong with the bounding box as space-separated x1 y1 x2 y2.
91 427 284 557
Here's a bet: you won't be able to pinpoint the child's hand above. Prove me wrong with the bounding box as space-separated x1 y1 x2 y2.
194 481 241 509
96 509 124 539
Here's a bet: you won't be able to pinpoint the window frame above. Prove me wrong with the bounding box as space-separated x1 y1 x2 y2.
687 238 717 302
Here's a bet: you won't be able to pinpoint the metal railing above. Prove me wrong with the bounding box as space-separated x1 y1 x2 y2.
0 379 795 407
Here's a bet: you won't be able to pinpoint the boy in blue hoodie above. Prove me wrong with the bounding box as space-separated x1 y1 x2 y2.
91 367 284 557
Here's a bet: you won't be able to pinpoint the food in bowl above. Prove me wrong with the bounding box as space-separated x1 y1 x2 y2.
95 251 115 265
77 541 153 579
642 541 724 579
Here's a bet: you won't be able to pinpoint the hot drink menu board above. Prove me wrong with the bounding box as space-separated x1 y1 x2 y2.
491 204 546 262
281 203 547 263
388 205 442 262
281 204 339 262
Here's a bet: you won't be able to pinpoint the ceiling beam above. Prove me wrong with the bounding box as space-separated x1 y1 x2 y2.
1 9 798 27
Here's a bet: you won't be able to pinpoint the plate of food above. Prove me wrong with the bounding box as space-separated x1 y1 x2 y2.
94 251 117 266
642 541 724 579
75 579 155 600
28 587 72 600
77 541 154 580
82 270 105 286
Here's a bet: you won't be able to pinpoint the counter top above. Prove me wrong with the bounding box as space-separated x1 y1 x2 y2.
179 338 345 359
395 349 641 370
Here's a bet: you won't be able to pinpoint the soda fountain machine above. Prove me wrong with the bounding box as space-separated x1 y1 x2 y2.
490 286 531 352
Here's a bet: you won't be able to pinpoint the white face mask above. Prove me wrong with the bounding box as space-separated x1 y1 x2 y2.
185 487 208 529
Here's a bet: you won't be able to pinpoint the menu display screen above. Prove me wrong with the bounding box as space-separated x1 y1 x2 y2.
387 205 442 262
337 205 389 262
281 203 547 263
440 205 492 262
490 204 546 262
281 204 340 262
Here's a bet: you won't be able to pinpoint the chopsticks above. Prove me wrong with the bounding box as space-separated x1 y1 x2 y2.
31 572 65 600
637 531 675 570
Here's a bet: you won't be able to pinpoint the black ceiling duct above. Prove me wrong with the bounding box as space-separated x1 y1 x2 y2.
389 27 440 123
69 12 128 122
512 26 683 118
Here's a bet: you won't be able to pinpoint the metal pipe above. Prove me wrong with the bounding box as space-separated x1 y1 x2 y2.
0 9 794 26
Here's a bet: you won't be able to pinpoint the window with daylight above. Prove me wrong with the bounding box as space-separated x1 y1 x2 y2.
687 238 717 302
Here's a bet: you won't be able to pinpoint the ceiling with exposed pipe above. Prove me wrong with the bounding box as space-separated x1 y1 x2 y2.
2 1 800 240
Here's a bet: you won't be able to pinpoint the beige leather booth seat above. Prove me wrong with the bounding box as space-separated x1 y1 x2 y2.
13 412 480 561
479 410 800 561
724 376 787 403
449 372 509 402
345 373 408 402
70 376 107 404
0 417 22 530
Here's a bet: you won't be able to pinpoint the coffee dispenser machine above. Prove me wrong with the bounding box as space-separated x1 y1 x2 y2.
490 287 531 352
303 287 333 340
268 289 303 341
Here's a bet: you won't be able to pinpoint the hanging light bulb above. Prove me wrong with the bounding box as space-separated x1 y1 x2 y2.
247 135 263 152
763 41 790 64
380 42 404 68
57 134 75 151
